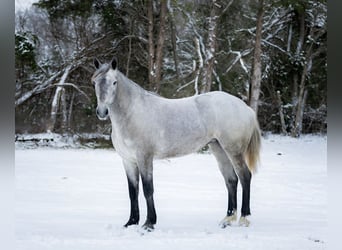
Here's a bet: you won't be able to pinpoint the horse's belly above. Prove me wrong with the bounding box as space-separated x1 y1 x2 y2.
154 146 205 159
154 133 210 159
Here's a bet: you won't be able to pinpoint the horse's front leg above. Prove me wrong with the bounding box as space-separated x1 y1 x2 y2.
137 155 157 231
123 160 140 227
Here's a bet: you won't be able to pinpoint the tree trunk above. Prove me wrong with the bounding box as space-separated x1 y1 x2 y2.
291 11 305 118
146 0 167 93
276 90 287 135
154 0 167 92
249 0 264 113
168 0 180 80
67 91 75 132
291 89 308 137
126 19 134 77
291 47 313 137
286 23 293 53
60 87 68 132
47 86 63 133
46 66 71 133
194 37 203 95
147 0 155 89
291 18 315 137
200 0 219 93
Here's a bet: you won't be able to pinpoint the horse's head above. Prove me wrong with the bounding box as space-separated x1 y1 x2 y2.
91 57 118 120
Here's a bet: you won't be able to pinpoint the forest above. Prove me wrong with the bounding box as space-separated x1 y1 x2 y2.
15 0 327 138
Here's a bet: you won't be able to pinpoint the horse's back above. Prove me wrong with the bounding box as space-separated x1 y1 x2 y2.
195 91 255 123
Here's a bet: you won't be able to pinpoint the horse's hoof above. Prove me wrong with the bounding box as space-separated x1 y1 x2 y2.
219 213 237 228
238 216 250 227
142 223 154 232
124 220 139 228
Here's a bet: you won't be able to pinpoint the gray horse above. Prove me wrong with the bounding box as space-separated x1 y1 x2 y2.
91 57 261 231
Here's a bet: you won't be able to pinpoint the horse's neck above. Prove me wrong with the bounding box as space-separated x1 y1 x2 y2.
121 73 147 95
119 72 144 99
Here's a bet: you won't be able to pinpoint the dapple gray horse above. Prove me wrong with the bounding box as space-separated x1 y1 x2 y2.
91 57 261 231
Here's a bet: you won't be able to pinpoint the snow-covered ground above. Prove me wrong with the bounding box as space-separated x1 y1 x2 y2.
15 135 327 250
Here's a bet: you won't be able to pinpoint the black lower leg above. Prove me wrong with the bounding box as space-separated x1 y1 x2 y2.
124 177 139 227
227 178 238 216
141 177 156 229
240 171 251 217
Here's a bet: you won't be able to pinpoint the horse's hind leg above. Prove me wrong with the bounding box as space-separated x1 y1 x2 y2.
209 141 238 228
228 153 252 227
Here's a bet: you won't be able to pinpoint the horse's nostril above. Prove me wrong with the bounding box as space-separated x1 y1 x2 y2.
105 109 109 116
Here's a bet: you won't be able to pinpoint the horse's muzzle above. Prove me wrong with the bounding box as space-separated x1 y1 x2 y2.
96 106 109 120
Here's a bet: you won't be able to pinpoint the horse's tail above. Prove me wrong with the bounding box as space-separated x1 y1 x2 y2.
245 117 261 173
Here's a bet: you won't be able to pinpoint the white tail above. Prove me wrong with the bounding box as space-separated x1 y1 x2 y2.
245 119 261 173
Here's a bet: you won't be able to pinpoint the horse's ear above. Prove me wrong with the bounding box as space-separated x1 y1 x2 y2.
93 58 101 69
111 57 117 70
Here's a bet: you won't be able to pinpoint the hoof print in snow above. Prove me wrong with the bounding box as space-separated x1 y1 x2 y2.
308 237 324 244
220 222 230 229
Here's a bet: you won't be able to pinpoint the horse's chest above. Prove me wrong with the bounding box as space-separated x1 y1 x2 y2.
111 132 137 160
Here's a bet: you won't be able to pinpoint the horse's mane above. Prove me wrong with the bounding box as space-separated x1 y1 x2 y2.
117 71 162 98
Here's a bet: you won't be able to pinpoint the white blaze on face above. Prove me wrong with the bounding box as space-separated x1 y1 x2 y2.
95 68 118 105
106 69 117 84
104 69 118 104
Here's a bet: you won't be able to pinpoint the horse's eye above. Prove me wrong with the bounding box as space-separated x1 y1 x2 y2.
113 81 117 86
92 81 96 86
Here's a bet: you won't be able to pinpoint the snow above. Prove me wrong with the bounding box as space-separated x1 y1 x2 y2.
15 134 327 250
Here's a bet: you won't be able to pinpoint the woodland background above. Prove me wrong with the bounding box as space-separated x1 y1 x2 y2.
15 0 327 138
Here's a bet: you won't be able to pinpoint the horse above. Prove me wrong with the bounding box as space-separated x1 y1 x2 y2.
91 57 261 231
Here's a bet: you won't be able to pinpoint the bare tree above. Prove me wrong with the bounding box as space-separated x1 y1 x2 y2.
290 2 327 137
46 65 71 132
291 28 325 137
167 0 180 80
147 0 168 92
249 0 264 114
200 0 234 93
200 0 219 93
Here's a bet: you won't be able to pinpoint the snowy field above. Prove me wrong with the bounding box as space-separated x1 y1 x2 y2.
15 135 327 250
